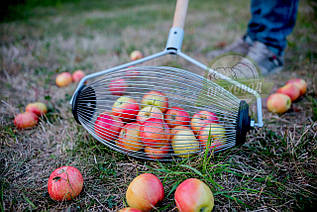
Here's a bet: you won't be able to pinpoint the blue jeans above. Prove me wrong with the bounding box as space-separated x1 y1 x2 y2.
247 0 299 56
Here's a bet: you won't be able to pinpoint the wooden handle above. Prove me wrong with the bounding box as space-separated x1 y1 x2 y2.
172 0 189 28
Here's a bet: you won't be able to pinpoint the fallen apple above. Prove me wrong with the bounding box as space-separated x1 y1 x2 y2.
140 118 170 148
72 70 85 82
130 50 143 61
126 173 164 211
136 106 163 124
25 102 47 116
191 111 219 134
266 93 291 114
286 78 307 96
171 126 200 158
198 123 226 149
94 112 124 142
277 83 300 101
47 166 83 201
141 91 168 113
109 78 128 96
165 107 190 128
119 208 142 212
56 72 72 87
112 96 139 122
14 112 38 129
175 178 214 212
117 122 143 151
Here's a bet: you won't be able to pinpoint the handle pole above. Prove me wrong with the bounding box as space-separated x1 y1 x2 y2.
172 0 189 29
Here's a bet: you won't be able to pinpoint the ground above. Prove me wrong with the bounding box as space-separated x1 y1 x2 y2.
1 0 317 211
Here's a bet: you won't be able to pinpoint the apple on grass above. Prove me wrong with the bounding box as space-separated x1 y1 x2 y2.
171 126 200 158
14 112 38 129
276 83 300 101
130 50 143 61
165 107 190 128
141 91 168 113
175 178 214 212
136 106 163 124
126 173 164 211
94 112 124 142
56 72 72 87
144 144 170 159
26 102 47 116
266 93 291 114
198 123 226 149
191 111 219 134
109 78 128 96
141 118 170 148
72 70 85 82
119 208 142 212
47 166 83 201
112 96 139 122
286 78 307 96
117 122 143 151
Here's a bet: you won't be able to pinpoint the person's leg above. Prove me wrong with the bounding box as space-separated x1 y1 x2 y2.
247 0 299 56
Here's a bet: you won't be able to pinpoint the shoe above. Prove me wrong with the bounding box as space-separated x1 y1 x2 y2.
246 41 284 75
207 35 253 59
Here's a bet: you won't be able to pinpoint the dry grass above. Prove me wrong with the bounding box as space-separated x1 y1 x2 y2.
1 0 317 211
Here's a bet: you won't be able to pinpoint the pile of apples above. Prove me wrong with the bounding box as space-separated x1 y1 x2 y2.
120 173 214 212
14 102 47 129
267 78 307 114
94 90 226 159
55 70 85 87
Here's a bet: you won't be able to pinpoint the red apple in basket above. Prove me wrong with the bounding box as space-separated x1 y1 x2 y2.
47 166 83 201
125 66 140 77
126 173 164 211
136 106 163 124
141 91 168 113
117 122 143 151
165 106 190 128
72 70 85 82
130 50 143 61
286 78 307 96
198 123 227 149
56 72 72 87
25 102 47 116
109 78 127 96
94 112 124 141
141 118 170 148
112 96 139 122
175 178 214 212
145 144 170 159
191 111 219 134
276 83 300 101
14 112 38 129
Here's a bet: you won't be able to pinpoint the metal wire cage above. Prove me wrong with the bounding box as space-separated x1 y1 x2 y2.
71 66 251 161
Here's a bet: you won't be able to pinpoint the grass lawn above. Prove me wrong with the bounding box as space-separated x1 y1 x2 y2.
1 0 317 211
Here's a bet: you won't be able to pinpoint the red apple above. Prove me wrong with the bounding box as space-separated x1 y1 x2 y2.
112 96 139 122
140 118 170 148
136 106 163 124
117 122 143 151
286 78 307 96
14 112 38 129
144 145 170 159
141 91 168 113
119 208 142 212
277 83 300 101
25 102 47 116
94 112 124 141
72 70 85 82
126 173 164 211
165 107 190 128
130 50 143 61
109 78 127 96
266 93 291 114
47 166 83 201
191 111 219 134
198 123 226 149
175 178 214 212
56 72 72 87
125 66 140 77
